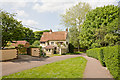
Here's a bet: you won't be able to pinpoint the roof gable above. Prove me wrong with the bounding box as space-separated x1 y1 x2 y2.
40 31 68 42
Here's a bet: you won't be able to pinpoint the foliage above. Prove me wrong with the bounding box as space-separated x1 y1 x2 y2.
63 52 84 55
69 27 79 48
17 44 26 54
61 2 91 49
97 48 106 67
91 43 101 48
86 45 120 79
34 30 50 40
22 27 35 45
68 43 74 53
103 45 120 79
3 57 87 78
86 48 101 60
0 10 25 48
31 40 40 47
79 5 119 49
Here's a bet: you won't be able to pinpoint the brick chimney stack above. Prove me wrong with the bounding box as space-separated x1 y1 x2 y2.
66 28 68 32
50 29 52 32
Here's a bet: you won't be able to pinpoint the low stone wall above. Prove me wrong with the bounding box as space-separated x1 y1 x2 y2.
30 48 40 57
0 49 17 61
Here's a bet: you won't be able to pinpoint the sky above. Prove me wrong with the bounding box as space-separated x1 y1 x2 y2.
0 0 119 32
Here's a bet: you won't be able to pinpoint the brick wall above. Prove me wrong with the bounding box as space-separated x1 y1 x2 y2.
31 48 40 57
0 49 17 61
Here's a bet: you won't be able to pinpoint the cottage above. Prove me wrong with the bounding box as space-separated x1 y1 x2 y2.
40 29 69 56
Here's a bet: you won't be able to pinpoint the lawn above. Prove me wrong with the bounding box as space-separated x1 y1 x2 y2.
63 52 85 55
3 57 87 78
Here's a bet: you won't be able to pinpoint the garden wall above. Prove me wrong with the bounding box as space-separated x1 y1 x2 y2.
31 48 40 57
0 49 17 61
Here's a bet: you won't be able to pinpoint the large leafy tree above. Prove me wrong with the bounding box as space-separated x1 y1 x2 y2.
0 10 24 48
61 2 91 50
34 30 50 40
79 5 119 49
22 27 35 45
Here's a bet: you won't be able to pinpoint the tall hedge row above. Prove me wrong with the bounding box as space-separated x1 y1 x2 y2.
103 45 120 79
86 45 120 79
86 48 101 60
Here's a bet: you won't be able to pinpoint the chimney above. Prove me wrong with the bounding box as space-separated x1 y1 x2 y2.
66 28 68 32
50 29 52 32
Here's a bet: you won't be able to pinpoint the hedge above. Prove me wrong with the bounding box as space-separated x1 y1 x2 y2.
86 48 101 60
86 45 120 79
97 47 106 67
103 45 120 79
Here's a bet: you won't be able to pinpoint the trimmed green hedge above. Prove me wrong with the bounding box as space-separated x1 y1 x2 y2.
98 48 106 67
103 45 120 79
86 45 120 79
86 48 101 60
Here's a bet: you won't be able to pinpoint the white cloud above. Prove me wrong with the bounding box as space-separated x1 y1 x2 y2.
22 19 38 26
0 0 27 10
32 0 118 13
16 10 29 17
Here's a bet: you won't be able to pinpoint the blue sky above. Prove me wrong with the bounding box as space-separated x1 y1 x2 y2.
0 0 119 32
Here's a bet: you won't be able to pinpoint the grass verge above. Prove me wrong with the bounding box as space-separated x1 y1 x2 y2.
3 57 87 78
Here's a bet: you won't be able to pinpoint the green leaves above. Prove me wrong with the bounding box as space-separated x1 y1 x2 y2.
79 5 119 49
1 10 25 48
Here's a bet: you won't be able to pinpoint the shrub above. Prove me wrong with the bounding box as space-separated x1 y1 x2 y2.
103 45 120 79
97 48 106 67
86 48 101 60
68 43 74 53
31 40 40 47
18 44 26 54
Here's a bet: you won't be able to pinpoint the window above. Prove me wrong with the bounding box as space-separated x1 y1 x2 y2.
41 42 45 44
51 42 54 45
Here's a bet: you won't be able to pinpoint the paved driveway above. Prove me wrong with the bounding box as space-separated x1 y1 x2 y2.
2 55 81 76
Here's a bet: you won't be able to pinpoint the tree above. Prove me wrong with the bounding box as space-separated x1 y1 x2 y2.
69 27 79 48
22 27 35 45
32 40 40 47
0 10 24 48
79 5 119 49
61 2 91 50
34 30 50 40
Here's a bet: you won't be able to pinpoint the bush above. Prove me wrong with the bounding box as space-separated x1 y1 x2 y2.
103 45 120 79
87 45 120 79
18 44 26 54
68 43 74 53
97 48 106 67
86 48 101 60
31 40 40 47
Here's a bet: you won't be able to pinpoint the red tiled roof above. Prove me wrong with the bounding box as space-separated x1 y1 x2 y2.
11 41 29 47
40 31 68 42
